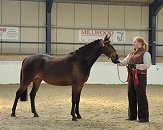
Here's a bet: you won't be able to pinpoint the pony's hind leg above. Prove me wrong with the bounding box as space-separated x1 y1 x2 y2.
30 78 42 117
11 85 29 117
11 70 33 117
11 88 22 117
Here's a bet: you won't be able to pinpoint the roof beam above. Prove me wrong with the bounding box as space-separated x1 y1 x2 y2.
46 0 53 55
149 0 163 65
53 0 150 6
151 0 163 15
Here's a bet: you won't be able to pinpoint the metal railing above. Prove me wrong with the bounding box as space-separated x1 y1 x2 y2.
0 41 163 56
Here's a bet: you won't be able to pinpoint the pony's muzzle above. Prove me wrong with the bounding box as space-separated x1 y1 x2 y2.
111 53 119 62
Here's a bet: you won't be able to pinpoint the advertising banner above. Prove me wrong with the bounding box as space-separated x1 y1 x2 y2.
79 29 125 43
0 27 19 41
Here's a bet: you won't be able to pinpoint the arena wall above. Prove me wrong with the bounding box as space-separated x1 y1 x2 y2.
0 1 163 57
0 61 163 85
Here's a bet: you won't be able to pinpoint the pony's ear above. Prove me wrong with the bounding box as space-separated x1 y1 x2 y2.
104 34 108 41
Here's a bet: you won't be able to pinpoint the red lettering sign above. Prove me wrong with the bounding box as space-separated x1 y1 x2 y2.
0 28 6 32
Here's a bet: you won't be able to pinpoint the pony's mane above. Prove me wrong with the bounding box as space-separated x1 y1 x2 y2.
70 39 101 56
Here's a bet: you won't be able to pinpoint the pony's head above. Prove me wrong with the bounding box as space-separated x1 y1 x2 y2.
100 35 119 62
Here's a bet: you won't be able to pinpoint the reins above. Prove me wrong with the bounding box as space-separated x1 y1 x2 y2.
116 64 126 84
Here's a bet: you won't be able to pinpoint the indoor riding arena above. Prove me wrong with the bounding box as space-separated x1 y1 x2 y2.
0 0 163 130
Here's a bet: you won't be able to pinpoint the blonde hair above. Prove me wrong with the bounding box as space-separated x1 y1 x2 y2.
134 36 148 51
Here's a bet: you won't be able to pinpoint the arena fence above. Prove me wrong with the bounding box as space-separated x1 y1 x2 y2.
0 61 163 85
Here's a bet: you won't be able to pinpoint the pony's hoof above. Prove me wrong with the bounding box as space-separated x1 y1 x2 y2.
34 114 39 117
77 114 82 119
72 117 78 121
11 113 16 117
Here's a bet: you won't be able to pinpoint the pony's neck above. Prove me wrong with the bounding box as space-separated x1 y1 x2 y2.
87 47 101 68
73 40 102 72
82 43 102 71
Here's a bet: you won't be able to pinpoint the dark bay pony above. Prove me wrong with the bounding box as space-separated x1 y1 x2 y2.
11 35 118 121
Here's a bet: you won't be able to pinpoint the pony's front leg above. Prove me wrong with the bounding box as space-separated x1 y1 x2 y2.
71 101 77 121
75 84 84 119
75 94 82 119
70 96 82 121
71 85 83 121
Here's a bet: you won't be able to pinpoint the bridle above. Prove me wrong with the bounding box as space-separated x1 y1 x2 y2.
101 36 126 84
101 40 114 60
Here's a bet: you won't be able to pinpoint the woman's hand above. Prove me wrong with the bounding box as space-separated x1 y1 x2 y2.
112 60 120 64
128 63 136 69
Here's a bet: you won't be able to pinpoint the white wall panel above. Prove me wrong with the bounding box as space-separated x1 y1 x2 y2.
0 0 1 24
39 28 45 42
39 2 46 26
125 6 141 29
51 3 57 26
109 5 124 29
75 4 91 27
158 31 163 45
56 29 74 54
51 44 57 54
74 30 79 43
158 8 163 29
92 4 108 28
21 28 38 42
141 31 148 43
21 44 38 54
2 0 20 25
57 44 73 54
21 1 38 25
51 28 57 42
114 46 125 56
38 44 46 53
74 44 83 51
157 46 163 56
57 29 73 42
1 1 160 56
2 44 20 53
125 31 141 44
1 62 163 85
57 3 74 27
51 29 57 54
141 7 149 29
124 46 133 55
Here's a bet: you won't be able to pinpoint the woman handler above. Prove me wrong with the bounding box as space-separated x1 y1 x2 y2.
115 36 151 123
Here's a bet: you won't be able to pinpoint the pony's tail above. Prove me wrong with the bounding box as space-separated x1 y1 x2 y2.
20 58 28 101
20 88 28 101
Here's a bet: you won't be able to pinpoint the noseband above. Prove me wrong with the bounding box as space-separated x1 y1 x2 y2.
111 55 116 61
